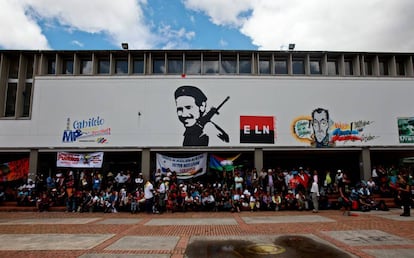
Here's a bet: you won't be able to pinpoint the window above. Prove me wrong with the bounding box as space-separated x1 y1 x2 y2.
8 57 19 79
98 59 110 74
379 60 389 76
292 59 305 74
310 60 321 75
274 59 288 74
364 59 373 75
396 60 405 76
344 60 353 75
115 59 128 74
167 57 183 74
47 59 56 75
80 59 92 74
133 58 144 74
221 55 237 74
22 83 32 117
185 56 201 74
327 60 338 75
239 55 252 74
203 54 219 74
5 83 17 117
63 59 74 74
25 56 34 79
152 56 165 74
259 56 271 74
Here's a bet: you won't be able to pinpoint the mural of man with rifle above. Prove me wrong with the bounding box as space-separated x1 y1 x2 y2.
174 85 230 146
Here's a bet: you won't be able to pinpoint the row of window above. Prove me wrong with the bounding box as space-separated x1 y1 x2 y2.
39 52 413 77
1 50 414 118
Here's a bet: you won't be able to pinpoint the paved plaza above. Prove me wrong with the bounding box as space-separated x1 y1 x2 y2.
0 208 413 258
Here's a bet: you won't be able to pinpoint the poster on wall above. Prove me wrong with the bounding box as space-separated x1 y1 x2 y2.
156 153 207 180
397 117 414 143
0 158 29 182
56 152 104 168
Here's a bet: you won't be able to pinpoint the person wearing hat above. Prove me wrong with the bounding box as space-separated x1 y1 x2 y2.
174 85 229 146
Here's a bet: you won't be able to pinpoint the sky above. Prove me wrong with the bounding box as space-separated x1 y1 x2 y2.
0 0 414 52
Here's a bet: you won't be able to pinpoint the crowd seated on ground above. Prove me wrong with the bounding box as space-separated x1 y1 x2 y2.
1 164 412 213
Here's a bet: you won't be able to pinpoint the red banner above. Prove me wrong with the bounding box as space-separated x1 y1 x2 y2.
0 158 30 182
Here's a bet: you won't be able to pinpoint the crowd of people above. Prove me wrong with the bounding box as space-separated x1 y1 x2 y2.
4 164 413 216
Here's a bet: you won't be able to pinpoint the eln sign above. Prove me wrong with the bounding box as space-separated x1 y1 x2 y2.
240 116 275 144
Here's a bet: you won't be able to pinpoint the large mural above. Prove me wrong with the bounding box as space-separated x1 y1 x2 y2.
174 85 230 146
292 108 377 147
397 117 414 143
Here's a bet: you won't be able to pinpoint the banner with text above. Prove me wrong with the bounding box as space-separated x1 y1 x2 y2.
57 152 104 168
156 153 207 180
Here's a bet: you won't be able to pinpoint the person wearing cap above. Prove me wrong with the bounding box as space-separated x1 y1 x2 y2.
174 85 229 146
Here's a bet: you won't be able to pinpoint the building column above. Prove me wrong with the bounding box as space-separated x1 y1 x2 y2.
254 148 263 172
360 148 371 181
29 149 38 181
141 148 151 181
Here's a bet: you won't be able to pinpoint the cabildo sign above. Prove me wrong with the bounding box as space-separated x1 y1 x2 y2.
62 116 110 144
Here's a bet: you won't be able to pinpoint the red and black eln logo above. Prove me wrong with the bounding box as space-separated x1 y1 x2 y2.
240 116 275 144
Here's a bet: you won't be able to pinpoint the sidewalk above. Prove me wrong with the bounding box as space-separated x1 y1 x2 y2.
0 208 413 258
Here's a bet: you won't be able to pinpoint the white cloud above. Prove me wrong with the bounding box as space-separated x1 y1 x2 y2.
219 39 228 47
184 0 414 52
158 24 195 49
0 0 49 49
71 40 84 48
183 0 253 27
0 0 163 50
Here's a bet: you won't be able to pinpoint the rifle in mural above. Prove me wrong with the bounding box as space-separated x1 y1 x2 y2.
196 96 230 142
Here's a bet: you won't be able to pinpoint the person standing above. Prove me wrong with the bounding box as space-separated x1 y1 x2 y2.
398 172 411 217
310 170 320 213
338 172 353 216
144 180 155 214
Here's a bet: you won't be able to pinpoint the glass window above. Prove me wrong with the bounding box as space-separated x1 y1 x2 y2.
47 59 56 75
396 60 405 76
344 60 353 75
5 83 17 117
292 60 305 74
274 60 288 74
221 56 236 74
80 59 92 74
167 58 183 74
185 59 201 74
115 59 128 74
22 83 32 117
25 56 34 79
153 57 165 74
364 59 373 75
310 60 321 75
8 57 19 79
133 59 144 74
203 55 219 74
239 56 252 74
327 61 338 75
98 59 110 74
63 59 74 74
379 60 388 76
259 57 271 74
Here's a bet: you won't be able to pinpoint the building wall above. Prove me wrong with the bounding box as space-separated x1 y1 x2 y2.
0 76 413 149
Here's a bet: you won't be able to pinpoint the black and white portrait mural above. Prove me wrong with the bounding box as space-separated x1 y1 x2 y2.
174 85 230 146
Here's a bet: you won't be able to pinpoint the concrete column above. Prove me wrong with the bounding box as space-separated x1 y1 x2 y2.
141 148 151 181
29 149 39 181
254 148 263 172
360 148 371 181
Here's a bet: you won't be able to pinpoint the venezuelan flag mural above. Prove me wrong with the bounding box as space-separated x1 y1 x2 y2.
209 154 242 171
0 158 29 182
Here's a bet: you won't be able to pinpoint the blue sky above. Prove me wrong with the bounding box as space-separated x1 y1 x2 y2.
1 0 413 52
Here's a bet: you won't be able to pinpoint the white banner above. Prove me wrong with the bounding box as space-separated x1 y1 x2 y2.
56 152 104 168
156 153 207 180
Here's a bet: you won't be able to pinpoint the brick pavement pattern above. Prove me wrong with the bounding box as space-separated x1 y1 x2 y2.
0 209 413 258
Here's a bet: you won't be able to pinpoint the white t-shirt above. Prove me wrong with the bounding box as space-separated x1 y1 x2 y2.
144 182 154 199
